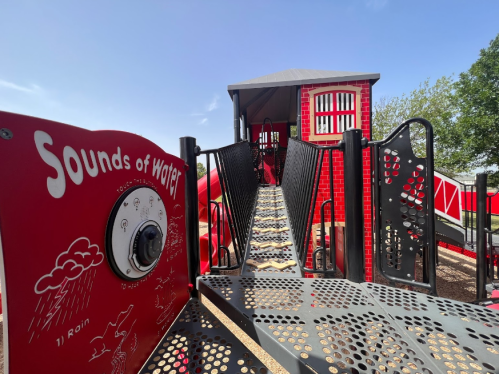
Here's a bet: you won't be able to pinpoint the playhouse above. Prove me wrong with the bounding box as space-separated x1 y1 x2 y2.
228 68 379 280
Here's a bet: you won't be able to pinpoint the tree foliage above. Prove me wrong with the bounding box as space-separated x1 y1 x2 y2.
197 162 207 180
454 33 499 185
372 76 469 176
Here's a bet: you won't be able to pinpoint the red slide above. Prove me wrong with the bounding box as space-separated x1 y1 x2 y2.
198 168 232 274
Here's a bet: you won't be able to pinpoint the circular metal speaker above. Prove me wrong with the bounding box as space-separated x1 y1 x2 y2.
106 186 167 280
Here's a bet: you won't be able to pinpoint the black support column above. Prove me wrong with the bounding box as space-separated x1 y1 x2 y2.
343 129 365 283
296 86 302 140
180 136 201 298
476 173 488 300
242 110 248 141
233 90 240 143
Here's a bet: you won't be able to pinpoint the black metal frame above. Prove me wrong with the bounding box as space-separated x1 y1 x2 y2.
370 118 437 295
180 137 201 297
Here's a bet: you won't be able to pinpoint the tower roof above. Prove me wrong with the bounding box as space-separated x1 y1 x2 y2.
228 68 380 92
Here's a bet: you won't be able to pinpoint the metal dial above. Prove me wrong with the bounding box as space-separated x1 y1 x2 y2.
106 186 167 280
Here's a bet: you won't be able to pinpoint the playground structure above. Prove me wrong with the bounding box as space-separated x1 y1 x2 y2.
0 68 498 373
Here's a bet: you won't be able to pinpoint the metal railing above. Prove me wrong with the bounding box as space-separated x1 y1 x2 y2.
435 175 499 254
280 138 343 276
198 141 258 273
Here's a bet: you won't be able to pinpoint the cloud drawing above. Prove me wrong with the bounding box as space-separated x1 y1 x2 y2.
35 237 104 294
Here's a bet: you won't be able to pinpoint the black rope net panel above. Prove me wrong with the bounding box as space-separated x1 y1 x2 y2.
378 125 430 282
216 141 259 262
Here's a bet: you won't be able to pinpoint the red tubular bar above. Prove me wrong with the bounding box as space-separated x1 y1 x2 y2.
198 168 232 274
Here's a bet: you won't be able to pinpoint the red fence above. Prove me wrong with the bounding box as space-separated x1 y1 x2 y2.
461 191 499 214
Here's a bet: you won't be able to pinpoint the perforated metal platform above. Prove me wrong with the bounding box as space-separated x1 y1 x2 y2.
242 186 302 278
139 299 273 374
198 276 499 374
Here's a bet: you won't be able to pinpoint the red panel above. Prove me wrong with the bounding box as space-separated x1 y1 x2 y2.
0 111 189 374
461 191 499 215
434 171 462 225
335 227 345 275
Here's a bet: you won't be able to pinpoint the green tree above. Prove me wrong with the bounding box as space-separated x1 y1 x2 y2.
372 76 470 177
197 162 207 180
454 33 499 186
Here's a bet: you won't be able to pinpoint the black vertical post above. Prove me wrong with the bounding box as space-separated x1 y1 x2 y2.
180 137 200 298
242 110 248 141
427 122 438 294
343 129 365 283
233 90 240 143
369 80 375 281
296 86 302 140
476 173 488 300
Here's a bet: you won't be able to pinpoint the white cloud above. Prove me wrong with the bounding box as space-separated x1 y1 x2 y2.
366 0 388 10
206 94 219 112
0 79 42 94
198 118 208 126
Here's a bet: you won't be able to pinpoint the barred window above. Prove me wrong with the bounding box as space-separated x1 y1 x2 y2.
258 131 279 149
315 91 356 135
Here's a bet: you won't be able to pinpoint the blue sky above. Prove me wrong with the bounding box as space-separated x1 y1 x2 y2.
1 0 498 157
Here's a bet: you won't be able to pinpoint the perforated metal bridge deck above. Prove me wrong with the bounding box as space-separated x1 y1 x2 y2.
199 276 499 374
139 299 272 374
241 186 302 278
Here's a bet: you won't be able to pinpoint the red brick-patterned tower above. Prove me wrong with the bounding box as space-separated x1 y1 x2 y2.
300 79 375 281
228 69 380 281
